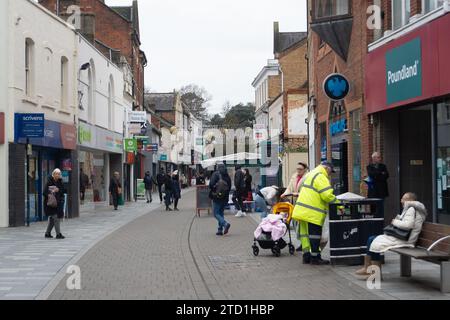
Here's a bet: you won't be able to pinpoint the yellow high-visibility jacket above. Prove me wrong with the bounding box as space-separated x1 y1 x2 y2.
292 165 339 227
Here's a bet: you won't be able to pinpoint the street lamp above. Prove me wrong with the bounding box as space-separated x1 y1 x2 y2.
78 62 91 110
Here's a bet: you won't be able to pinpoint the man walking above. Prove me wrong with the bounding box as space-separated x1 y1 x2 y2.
292 162 341 265
79 168 89 204
109 172 122 211
209 164 231 236
367 152 389 216
144 171 156 204
233 165 246 217
164 170 174 211
156 168 166 204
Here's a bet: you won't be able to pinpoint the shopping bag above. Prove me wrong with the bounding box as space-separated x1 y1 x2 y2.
118 195 125 206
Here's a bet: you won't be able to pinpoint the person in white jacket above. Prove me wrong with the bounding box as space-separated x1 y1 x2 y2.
355 192 428 279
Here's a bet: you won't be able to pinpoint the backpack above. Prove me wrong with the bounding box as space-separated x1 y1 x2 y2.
47 192 58 208
212 173 229 200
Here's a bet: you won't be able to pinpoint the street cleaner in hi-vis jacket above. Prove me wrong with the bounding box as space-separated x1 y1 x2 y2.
292 161 343 265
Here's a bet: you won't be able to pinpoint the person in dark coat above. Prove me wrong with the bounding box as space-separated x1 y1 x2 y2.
367 152 390 216
209 164 232 236
109 172 122 211
144 171 156 204
156 169 166 204
233 165 246 217
79 168 89 203
244 169 253 211
164 170 174 211
196 171 206 185
44 169 66 239
171 171 182 211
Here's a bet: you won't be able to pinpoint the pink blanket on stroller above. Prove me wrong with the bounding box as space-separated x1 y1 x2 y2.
254 214 287 241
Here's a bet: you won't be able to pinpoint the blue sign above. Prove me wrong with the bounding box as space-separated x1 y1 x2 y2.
148 143 159 152
15 113 45 138
323 73 350 101
330 119 347 136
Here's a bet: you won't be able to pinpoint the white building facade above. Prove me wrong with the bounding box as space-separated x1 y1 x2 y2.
5 0 79 226
77 35 127 210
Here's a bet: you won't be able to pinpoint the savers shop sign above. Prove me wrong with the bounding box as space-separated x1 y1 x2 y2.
386 38 422 105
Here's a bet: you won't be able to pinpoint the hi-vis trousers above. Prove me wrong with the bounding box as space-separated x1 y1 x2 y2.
298 221 323 257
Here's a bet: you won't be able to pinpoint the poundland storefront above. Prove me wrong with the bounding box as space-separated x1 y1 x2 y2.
366 11 450 225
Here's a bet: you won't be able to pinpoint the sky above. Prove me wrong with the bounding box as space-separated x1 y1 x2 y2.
106 0 308 115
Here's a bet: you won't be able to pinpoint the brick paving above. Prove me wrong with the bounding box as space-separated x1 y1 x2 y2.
1 189 449 300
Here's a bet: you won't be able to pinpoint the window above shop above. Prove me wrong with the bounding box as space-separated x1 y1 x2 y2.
313 0 351 21
392 0 411 31
423 0 446 14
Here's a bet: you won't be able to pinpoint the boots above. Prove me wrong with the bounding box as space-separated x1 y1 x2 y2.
311 254 330 265
355 255 372 276
302 252 311 264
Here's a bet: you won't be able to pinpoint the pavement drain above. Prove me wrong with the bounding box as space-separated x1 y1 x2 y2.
208 255 262 270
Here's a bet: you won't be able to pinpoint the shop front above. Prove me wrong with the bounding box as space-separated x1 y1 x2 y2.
11 119 77 226
78 122 123 210
366 12 450 224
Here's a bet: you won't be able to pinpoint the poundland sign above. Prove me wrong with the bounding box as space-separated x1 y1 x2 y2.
386 38 422 105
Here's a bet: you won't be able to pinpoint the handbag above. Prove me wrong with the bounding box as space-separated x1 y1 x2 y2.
383 210 416 241
383 224 411 241
47 192 58 208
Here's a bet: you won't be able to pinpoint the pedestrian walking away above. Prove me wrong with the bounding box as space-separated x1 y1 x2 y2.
44 169 66 239
109 172 122 211
355 192 427 280
172 170 182 211
233 165 246 217
79 168 89 204
156 168 166 204
366 152 389 216
209 164 232 236
164 170 174 211
144 171 156 204
244 169 253 211
292 161 342 265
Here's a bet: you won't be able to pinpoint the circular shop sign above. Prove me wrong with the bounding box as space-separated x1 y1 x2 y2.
323 73 350 101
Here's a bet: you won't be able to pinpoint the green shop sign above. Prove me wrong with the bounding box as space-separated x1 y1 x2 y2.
78 124 92 144
386 37 422 105
124 138 137 152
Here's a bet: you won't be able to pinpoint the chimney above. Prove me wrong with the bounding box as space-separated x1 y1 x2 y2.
274 21 280 55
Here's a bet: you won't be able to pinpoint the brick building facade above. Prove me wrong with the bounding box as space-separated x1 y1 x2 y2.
38 0 147 110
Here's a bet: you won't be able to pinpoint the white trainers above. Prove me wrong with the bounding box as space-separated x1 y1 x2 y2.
235 211 243 217
242 212 247 217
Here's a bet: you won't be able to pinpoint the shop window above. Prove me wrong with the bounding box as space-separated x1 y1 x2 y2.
314 0 350 20
392 0 411 31
437 100 450 224
423 0 445 14
25 38 35 97
60 57 69 109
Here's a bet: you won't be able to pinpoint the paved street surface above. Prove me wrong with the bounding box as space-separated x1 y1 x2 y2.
1 189 449 300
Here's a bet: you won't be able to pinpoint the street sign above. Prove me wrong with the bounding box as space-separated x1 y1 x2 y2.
160 154 168 161
323 73 350 101
128 111 147 123
15 113 45 138
124 138 137 152
146 143 158 152
128 123 142 135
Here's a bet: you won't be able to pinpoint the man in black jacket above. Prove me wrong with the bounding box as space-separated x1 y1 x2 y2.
209 164 232 236
156 169 166 203
144 171 156 204
233 165 246 217
367 152 389 216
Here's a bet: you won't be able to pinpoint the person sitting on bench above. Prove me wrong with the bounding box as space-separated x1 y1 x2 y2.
355 192 428 279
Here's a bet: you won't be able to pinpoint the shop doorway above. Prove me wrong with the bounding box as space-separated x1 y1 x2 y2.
399 108 433 219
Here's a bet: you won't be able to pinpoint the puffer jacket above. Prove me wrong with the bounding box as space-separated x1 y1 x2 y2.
43 177 66 218
370 201 428 253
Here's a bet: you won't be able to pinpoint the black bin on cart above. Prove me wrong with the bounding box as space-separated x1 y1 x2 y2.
329 199 384 266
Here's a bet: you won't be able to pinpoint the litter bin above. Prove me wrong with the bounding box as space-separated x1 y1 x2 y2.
329 199 384 266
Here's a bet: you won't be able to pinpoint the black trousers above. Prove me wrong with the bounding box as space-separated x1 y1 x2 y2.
308 223 323 257
111 193 119 209
158 184 163 202
232 190 245 211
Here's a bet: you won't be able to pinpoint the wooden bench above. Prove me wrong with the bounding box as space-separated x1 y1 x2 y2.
389 222 450 293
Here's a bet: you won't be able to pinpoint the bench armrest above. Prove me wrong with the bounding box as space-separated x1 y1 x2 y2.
427 235 450 252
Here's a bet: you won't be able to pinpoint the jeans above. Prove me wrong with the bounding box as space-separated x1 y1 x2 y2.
232 190 244 212
255 195 268 219
367 235 382 261
145 189 152 202
213 201 228 232
164 191 172 208
158 184 163 202
46 215 61 235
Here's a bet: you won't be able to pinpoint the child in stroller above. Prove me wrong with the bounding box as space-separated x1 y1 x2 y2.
252 202 295 257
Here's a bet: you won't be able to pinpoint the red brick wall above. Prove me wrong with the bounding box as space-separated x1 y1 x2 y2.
39 0 145 108
309 0 373 192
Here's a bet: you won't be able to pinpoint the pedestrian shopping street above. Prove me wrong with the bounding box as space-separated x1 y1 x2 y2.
0 189 448 300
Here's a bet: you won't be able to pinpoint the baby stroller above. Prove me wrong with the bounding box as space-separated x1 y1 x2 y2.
252 202 295 257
